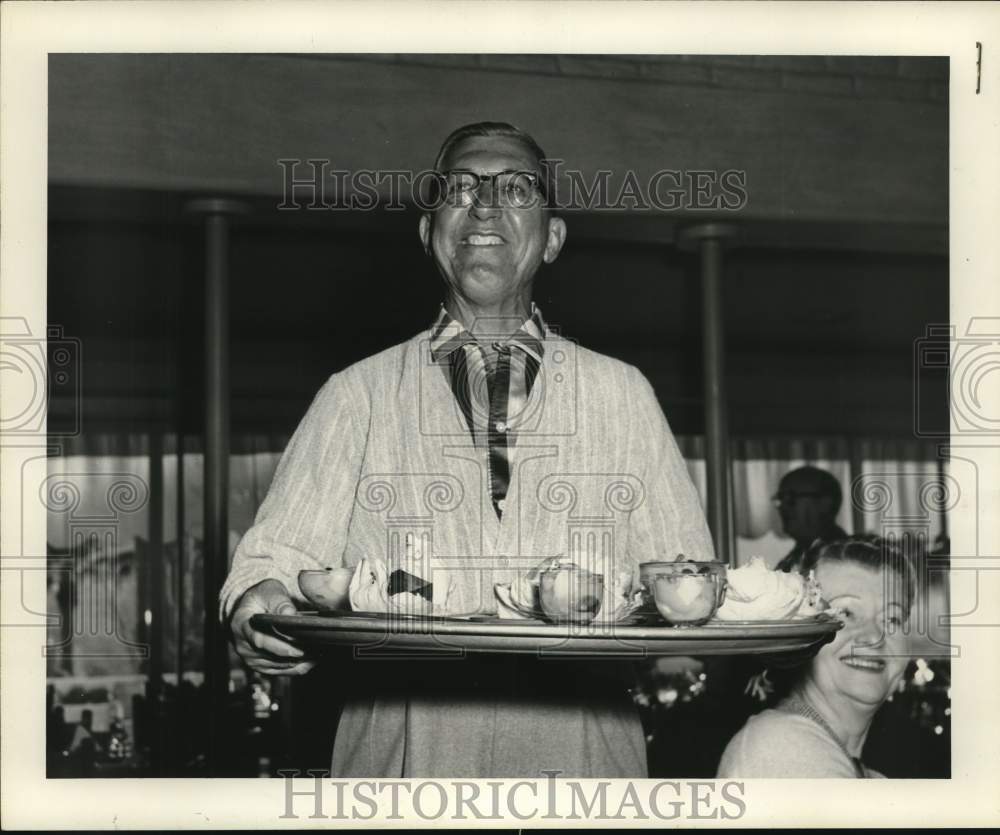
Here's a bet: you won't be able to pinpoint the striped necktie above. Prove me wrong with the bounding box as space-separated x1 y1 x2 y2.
430 308 545 517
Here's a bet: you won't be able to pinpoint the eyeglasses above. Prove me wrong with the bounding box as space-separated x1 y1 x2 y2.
435 169 544 209
771 490 825 508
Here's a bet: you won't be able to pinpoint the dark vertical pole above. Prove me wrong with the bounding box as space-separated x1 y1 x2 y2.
147 431 166 770
185 198 248 776
205 211 229 776
148 432 165 692
701 236 730 563
849 437 866 535
678 223 739 565
936 452 949 541
136 513 150 677
176 437 185 689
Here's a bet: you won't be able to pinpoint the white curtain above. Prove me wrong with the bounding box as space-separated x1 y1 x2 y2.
676 436 945 567
854 439 947 547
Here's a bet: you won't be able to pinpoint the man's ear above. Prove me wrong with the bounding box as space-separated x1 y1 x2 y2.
418 213 432 255
543 215 567 264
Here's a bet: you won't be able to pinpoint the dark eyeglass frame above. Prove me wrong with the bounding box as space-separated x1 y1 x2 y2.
771 490 826 507
434 168 546 209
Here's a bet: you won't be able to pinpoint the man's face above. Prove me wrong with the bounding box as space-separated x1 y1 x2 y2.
775 473 836 543
419 135 566 311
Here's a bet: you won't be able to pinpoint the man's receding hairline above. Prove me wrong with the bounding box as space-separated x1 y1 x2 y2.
435 133 545 173
433 121 549 170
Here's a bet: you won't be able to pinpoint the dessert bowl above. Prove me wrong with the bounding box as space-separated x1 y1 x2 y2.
495 556 645 624
537 564 605 624
641 560 728 625
298 567 355 611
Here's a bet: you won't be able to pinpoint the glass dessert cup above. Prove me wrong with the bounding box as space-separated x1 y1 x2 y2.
641 561 728 626
537 564 605 624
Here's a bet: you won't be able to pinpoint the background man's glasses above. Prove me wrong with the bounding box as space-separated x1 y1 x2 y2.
436 169 544 209
771 490 825 507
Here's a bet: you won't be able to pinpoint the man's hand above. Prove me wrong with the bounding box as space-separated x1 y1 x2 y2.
230 579 316 676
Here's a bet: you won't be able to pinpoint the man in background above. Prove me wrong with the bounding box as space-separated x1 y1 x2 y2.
773 465 848 571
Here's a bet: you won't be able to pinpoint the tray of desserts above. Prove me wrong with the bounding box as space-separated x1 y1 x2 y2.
250 555 842 658
252 610 840 657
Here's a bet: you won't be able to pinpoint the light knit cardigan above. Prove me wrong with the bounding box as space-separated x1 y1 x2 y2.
220 327 715 777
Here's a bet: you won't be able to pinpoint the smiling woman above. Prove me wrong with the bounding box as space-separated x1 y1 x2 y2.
716 536 915 779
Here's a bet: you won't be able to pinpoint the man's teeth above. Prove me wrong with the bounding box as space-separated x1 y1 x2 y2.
841 657 886 671
464 234 503 245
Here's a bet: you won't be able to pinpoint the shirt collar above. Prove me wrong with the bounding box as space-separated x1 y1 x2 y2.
429 303 547 364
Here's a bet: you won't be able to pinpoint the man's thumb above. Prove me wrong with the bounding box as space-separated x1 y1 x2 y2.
275 599 297 616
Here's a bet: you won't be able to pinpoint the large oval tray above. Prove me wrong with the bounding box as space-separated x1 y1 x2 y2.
251 611 841 658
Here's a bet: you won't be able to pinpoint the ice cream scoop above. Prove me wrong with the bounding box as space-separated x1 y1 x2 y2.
646 561 727 625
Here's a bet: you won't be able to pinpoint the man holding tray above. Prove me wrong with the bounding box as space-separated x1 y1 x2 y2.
221 122 715 777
